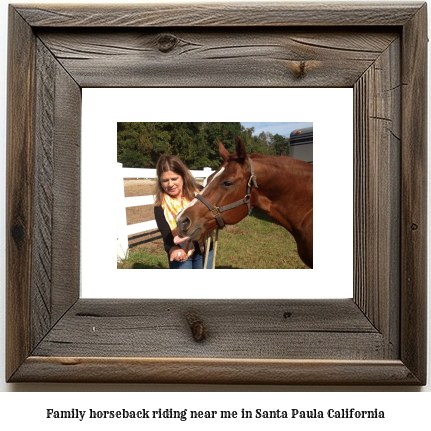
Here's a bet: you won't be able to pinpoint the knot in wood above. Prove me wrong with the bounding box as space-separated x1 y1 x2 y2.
157 34 179 53
11 222 26 246
294 61 307 79
186 314 206 342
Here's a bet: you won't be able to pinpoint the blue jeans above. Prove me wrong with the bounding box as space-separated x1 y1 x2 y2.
169 247 214 269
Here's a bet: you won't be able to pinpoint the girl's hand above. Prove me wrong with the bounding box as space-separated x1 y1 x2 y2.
170 247 187 262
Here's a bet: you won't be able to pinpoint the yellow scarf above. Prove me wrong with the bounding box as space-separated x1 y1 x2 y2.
161 193 205 258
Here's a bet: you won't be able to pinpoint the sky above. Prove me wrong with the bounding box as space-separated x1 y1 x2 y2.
240 122 312 138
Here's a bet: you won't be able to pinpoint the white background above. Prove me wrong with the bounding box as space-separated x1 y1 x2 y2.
0 0 430 423
81 87 353 299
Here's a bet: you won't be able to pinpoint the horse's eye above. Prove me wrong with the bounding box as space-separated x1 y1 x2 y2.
221 180 233 187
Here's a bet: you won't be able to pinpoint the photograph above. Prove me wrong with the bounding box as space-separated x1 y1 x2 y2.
116 122 313 270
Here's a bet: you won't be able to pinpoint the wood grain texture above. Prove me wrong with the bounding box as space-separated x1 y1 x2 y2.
49 51 81 325
400 3 428 385
12 357 419 385
32 39 81 349
14 2 423 27
6 7 36 381
353 38 401 358
6 2 427 385
32 299 382 359
32 40 56 347
37 29 398 88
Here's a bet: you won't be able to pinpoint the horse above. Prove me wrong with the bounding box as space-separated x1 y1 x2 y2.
176 136 313 268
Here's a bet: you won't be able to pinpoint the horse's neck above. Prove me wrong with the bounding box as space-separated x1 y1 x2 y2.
251 155 312 232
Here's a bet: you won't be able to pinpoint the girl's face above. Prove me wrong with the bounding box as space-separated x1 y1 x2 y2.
160 170 184 199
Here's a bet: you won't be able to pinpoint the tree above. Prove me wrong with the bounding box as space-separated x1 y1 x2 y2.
117 122 170 167
117 122 287 168
272 133 290 156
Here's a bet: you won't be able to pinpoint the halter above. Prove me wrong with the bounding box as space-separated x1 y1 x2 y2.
195 158 258 229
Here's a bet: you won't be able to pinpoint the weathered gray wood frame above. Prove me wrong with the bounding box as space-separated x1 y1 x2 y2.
6 2 427 384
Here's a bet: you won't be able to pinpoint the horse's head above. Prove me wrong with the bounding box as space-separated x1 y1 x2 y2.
176 136 253 241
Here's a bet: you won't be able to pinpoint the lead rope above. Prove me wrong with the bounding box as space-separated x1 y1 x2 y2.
203 229 219 269
212 229 219 269
203 233 210 269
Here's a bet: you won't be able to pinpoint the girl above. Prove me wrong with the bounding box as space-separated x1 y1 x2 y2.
154 155 213 269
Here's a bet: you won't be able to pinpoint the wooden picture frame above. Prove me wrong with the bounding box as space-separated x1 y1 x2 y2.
6 2 427 385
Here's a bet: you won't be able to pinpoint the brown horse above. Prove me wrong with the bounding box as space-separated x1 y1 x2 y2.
176 136 313 268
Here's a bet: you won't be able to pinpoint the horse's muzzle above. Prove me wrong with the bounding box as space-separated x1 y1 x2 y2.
177 216 191 235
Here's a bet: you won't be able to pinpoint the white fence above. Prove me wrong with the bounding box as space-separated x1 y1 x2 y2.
117 163 214 260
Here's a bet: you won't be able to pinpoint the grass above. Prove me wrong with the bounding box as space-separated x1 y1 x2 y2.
117 209 308 269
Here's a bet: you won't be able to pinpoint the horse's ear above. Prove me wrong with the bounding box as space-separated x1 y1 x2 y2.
218 140 230 162
235 136 247 164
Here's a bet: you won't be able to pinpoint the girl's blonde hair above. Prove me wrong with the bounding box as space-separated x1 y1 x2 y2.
154 155 197 205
